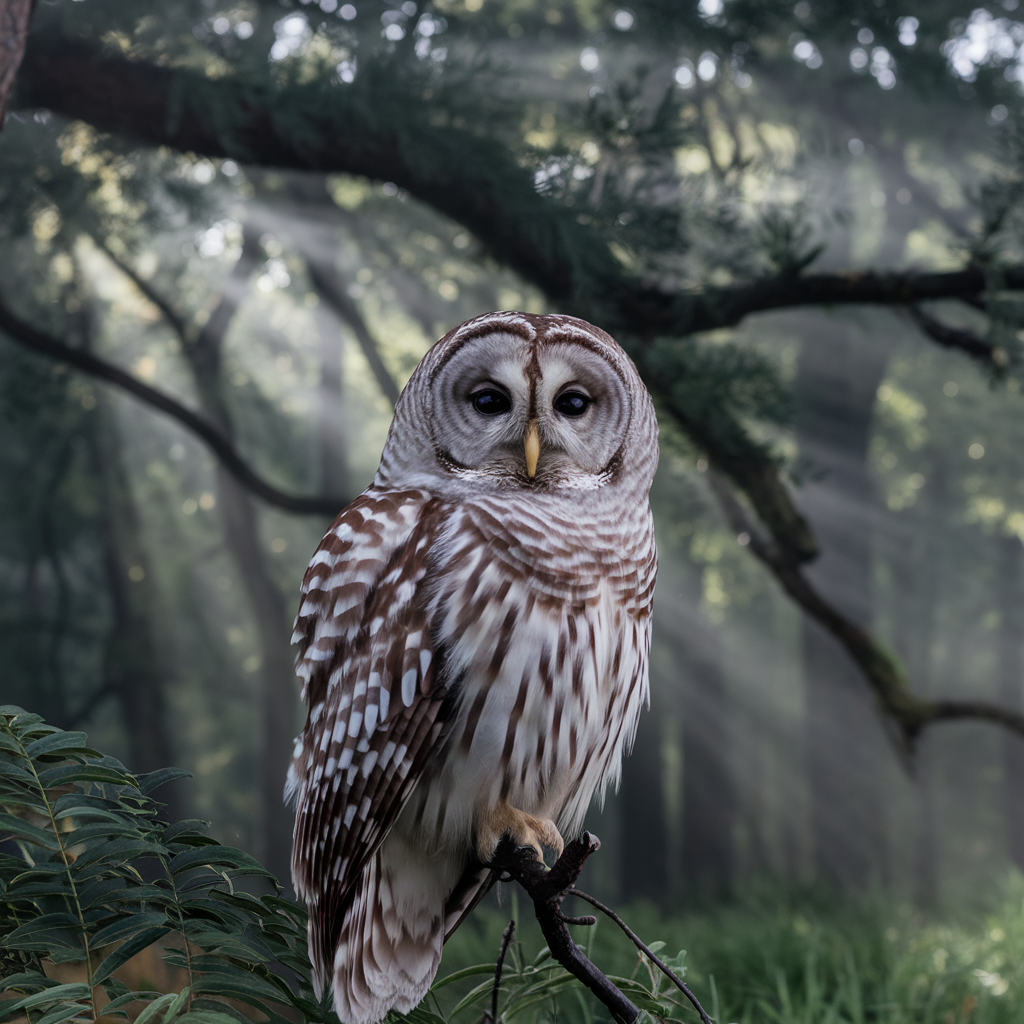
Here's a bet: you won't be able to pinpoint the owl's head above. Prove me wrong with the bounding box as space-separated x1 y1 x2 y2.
376 312 658 497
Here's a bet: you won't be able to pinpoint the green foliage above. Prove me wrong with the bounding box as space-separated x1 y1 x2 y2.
0 706 335 1024
9 708 1024 1024
644 335 793 458
396 935 695 1024
439 892 1024 1024
0 707 703 1024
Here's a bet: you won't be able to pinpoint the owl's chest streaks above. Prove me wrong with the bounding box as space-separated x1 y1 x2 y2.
442 495 649 607
398 495 654 852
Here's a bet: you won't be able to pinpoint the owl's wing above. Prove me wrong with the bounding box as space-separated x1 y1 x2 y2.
288 489 450 925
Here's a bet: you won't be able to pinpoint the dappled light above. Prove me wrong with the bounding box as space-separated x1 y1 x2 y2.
5 1 1024 1021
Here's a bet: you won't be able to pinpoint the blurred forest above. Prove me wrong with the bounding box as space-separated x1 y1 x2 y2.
3 0 1024 922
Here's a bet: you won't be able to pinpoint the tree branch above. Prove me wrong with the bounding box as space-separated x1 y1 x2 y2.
490 833 639 1024
706 472 1024 744
0 296 346 516
491 834 714 1024
304 254 402 407
14 33 1023 343
907 304 1004 367
98 241 193 343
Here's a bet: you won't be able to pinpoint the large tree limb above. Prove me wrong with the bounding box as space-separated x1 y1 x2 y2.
14 33 1024 343
11 31 1004 562
0 295 345 516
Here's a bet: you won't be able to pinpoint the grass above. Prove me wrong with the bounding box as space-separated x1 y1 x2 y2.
431 879 1024 1024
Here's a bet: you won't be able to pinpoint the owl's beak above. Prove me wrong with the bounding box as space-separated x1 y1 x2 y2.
524 420 540 478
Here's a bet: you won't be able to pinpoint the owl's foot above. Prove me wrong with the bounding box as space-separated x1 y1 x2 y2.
476 803 564 865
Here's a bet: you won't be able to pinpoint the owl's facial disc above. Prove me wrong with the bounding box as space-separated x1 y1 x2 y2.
428 331 630 486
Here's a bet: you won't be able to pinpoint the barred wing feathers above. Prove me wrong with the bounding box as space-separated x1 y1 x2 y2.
288 489 452 990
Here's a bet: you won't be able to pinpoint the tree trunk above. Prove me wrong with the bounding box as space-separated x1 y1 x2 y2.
177 225 300 885
794 310 889 892
679 624 734 902
314 297 350 498
903 464 946 909
89 393 183 821
997 533 1024 870
617 707 668 901
0 0 32 128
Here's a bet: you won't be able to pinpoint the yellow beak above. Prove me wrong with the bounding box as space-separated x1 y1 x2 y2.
524 420 540 478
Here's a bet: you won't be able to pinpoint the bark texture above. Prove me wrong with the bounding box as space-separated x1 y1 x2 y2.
0 0 31 129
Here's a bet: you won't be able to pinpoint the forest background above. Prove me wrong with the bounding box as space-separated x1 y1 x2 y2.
4 0 1024 995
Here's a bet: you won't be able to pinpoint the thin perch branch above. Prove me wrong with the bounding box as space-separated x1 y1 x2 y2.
490 833 639 1024
567 889 713 1024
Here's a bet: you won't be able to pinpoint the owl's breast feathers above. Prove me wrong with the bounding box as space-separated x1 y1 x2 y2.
289 484 655 975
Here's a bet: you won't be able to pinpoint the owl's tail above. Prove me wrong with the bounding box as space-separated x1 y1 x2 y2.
309 835 457 1024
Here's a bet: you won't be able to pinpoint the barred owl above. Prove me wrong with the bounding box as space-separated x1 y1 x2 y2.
288 311 658 1024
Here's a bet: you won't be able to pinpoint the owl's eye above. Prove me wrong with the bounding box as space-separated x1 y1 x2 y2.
470 388 512 415
554 391 590 417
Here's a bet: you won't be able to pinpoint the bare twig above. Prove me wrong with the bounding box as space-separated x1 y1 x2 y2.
306 255 402 408
98 241 193 342
0 295 346 516
907 305 1000 366
567 889 713 1024
490 833 639 1024
479 920 516 1024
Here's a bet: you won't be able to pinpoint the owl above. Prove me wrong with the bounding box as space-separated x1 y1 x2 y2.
287 311 658 1024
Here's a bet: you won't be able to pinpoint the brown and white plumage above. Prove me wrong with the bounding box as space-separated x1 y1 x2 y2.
288 312 658 1024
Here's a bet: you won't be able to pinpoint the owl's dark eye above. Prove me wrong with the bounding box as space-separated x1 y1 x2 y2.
471 389 511 415
554 391 590 417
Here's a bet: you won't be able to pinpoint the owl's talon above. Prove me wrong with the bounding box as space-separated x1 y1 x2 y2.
476 803 564 865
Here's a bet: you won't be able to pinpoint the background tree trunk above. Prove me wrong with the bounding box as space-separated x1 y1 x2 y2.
89 392 182 822
617 709 668 901
997 533 1024 870
177 225 300 886
795 311 889 891
679 619 734 903
0 0 32 128
314 297 350 499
